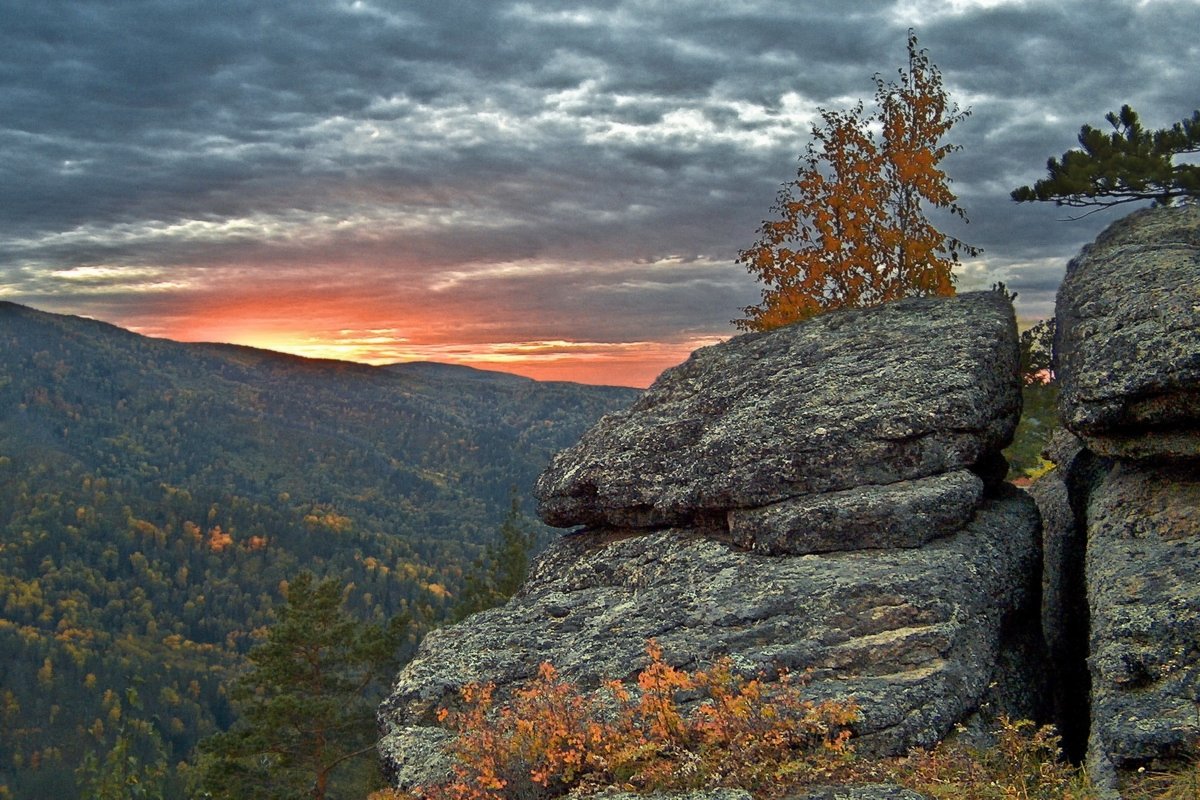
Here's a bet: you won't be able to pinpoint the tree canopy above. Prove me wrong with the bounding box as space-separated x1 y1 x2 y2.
194 573 410 800
451 492 540 622
1011 105 1200 213
736 31 977 331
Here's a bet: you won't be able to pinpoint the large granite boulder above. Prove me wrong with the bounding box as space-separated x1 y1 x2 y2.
1049 205 1200 795
1055 204 1200 459
379 293 1044 791
535 292 1021 531
1086 461 1200 784
379 489 1042 786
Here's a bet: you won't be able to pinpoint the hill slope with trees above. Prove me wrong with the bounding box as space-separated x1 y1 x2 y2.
0 301 637 798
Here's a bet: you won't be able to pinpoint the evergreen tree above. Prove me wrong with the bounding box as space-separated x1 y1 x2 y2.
737 31 977 331
451 493 540 622
194 573 409 800
1012 105 1200 213
76 690 169 800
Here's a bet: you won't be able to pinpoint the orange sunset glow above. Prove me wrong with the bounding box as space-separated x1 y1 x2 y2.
117 290 719 388
5 1 1166 394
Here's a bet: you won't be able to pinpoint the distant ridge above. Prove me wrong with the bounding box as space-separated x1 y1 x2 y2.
0 300 638 798
0 301 627 387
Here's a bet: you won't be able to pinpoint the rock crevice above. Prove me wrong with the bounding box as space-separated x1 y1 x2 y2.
1034 205 1200 795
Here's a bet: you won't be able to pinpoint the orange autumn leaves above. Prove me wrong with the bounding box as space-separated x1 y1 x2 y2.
737 31 979 331
379 641 859 800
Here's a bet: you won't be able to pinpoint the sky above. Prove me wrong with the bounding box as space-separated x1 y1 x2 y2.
2 0 1197 387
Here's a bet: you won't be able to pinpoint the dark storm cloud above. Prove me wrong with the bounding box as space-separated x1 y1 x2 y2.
2 0 1197 366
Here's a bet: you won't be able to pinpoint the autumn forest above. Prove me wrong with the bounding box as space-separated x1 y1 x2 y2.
0 301 636 798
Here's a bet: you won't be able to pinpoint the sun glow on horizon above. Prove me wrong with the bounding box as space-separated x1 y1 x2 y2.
122 313 715 388
218 332 713 387
33 268 729 388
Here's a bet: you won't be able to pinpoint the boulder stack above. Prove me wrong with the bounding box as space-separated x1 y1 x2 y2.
1048 204 1200 793
378 292 1045 788
535 292 1020 534
1056 204 1200 460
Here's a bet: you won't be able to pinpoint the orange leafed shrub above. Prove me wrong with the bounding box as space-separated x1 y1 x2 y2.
379 641 859 800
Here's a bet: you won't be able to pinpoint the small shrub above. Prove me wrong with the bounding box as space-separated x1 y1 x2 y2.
1122 717 1200 800
888 716 1094 800
369 691 1200 800
393 641 859 800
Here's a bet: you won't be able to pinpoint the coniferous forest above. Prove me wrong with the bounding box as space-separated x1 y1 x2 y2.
0 301 637 798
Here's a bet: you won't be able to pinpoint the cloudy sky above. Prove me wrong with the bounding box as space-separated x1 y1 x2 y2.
2 0 1197 386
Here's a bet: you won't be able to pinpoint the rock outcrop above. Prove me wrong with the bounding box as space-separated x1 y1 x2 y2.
378 292 1044 790
1042 204 1200 794
1086 462 1200 780
1055 204 1200 459
535 293 1021 531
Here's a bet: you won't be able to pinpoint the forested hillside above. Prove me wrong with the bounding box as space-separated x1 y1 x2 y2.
0 301 637 798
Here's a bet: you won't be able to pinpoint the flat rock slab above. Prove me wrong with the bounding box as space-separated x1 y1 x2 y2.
1056 204 1200 459
535 292 1020 530
1087 461 1200 779
379 490 1041 786
728 470 983 555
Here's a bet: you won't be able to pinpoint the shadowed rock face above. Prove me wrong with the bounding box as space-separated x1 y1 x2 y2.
1087 463 1200 764
1055 204 1200 459
378 292 1043 792
1046 205 1200 796
535 292 1021 533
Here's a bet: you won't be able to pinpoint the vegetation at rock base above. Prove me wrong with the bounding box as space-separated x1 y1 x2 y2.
371 646 1200 800
374 640 859 800
737 31 977 331
886 716 1094 799
889 714 1200 800
1012 105 1200 213
193 572 408 799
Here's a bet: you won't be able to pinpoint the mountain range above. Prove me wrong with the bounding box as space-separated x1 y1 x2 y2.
0 301 638 797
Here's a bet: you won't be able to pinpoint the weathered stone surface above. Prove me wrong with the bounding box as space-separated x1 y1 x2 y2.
727 471 983 555
379 488 1043 785
1055 204 1200 459
535 292 1020 530
1086 461 1200 782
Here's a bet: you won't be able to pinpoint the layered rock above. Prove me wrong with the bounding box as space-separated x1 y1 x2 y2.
1087 463 1200 777
379 292 1044 790
1048 205 1200 794
1056 204 1200 459
535 292 1021 531
380 492 1041 782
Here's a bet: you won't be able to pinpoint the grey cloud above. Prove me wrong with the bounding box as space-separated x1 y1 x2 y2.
2 0 1197 370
